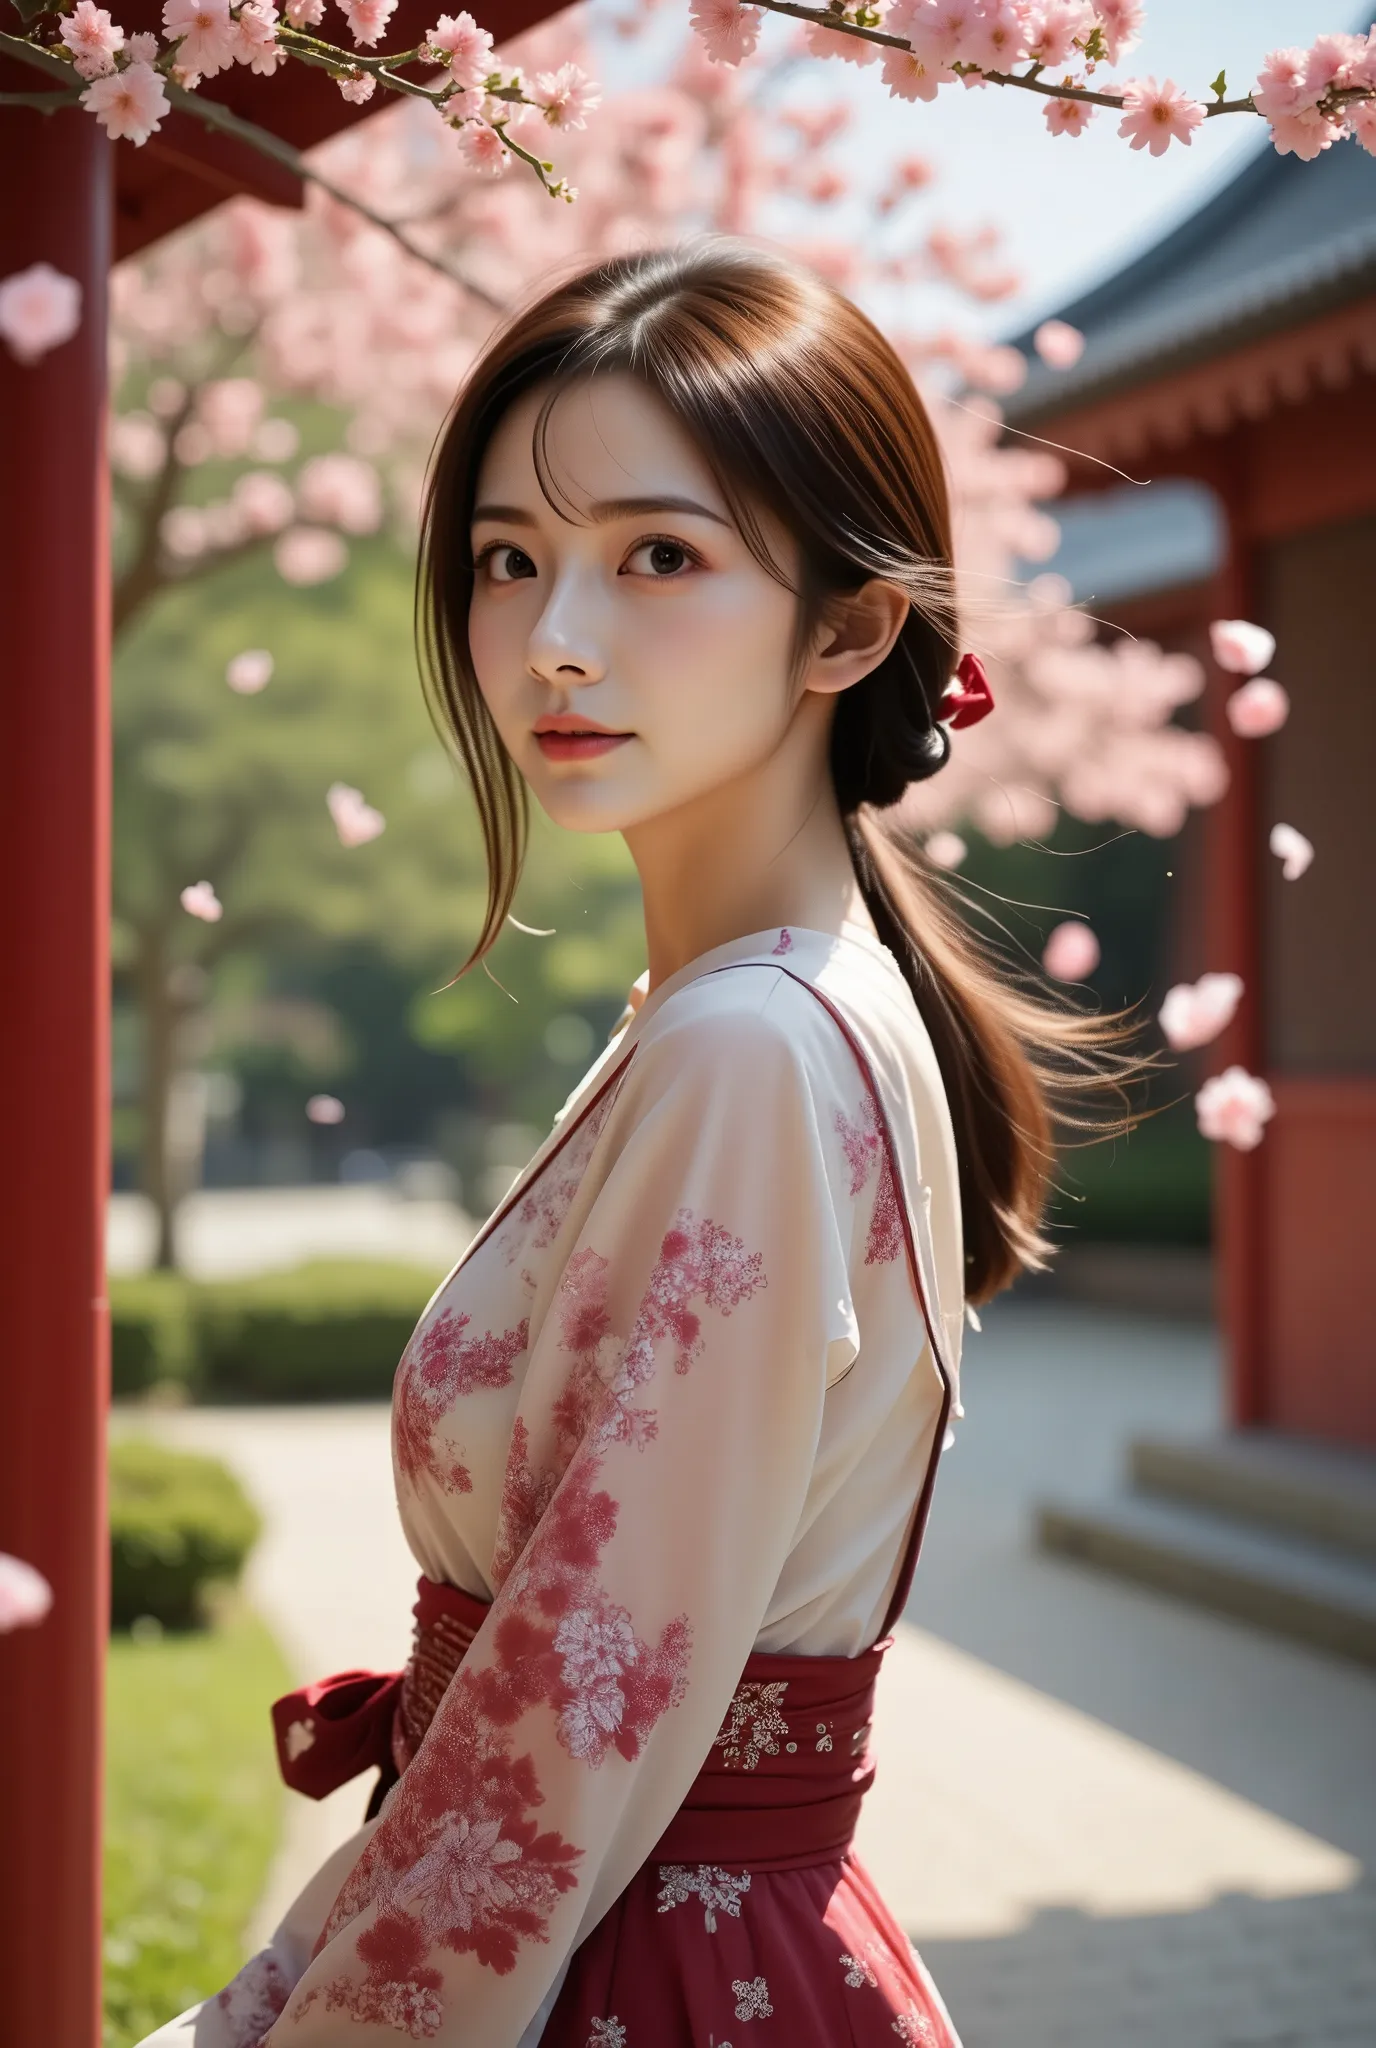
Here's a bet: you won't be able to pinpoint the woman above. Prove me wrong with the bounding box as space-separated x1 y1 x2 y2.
146 242 1124 2047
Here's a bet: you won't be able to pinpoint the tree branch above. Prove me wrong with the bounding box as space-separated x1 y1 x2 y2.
0 30 503 309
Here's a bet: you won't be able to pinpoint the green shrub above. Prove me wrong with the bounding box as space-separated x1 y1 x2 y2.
194 1258 440 1402
110 1272 195 1398
110 1438 261 1631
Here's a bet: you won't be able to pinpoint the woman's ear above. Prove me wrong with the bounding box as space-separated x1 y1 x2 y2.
802 580 909 698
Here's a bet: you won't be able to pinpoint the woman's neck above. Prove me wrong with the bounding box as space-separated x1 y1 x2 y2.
624 715 873 991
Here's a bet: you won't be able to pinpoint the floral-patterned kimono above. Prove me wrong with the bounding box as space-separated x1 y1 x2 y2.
143 920 966 2048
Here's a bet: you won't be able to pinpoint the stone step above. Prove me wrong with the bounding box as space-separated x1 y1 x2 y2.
1129 1430 1376 1560
1036 1490 1376 1668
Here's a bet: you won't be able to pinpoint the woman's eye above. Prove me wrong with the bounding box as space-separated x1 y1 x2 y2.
483 544 537 583
625 539 693 578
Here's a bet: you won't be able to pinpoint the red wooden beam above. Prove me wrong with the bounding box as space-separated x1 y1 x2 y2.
0 108 112 2048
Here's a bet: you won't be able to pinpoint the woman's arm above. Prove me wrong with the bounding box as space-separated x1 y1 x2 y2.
268 973 875 2045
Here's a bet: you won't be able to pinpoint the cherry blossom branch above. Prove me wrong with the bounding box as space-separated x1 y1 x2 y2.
0 28 503 306
703 4 1376 160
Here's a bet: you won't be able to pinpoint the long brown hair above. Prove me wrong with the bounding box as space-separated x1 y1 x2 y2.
418 242 1140 1302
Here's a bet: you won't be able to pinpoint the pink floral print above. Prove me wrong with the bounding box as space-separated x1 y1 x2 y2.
394 1308 530 1494
834 1094 904 1266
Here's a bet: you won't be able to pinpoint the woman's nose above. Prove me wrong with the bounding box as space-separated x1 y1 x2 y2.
527 573 608 687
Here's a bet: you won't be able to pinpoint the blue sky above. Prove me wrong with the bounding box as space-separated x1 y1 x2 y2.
596 0 1364 336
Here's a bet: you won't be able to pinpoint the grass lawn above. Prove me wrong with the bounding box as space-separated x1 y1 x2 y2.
104 1601 290 2047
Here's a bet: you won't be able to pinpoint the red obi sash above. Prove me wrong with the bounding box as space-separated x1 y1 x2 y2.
271 1576 887 1871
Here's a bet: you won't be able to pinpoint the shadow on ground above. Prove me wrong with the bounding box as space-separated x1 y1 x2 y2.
920 1881 1376 2048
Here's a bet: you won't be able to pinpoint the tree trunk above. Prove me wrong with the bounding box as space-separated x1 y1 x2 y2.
137 928 181 1270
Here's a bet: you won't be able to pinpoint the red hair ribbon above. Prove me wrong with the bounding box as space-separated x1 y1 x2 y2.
940 653 995 729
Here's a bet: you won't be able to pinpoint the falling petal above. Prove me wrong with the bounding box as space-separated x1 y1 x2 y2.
1033 319 1085 370
1159 972 1243 1051
1195 1065 1275 1151
1226 678 1289 739
327 782 386 847
1268 822 1313 880
180 880 223 922
1042 920 1100 982
306 1094 345 1124
924 830 968 870
226 648 273 694
0 1554 53 1632
1209 618 1275 675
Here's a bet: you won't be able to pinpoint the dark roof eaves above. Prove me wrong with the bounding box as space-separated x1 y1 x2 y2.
1003 241 1376 430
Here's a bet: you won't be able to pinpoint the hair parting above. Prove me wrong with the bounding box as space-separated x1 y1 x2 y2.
416 240 1148 1302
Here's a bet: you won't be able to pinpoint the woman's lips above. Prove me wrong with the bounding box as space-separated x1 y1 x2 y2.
534 731 632 762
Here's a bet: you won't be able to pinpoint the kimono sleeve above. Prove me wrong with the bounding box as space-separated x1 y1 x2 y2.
268 974 865 2046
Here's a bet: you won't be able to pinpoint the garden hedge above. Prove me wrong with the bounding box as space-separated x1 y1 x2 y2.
110 1259 441 1403
110 1271 195 1398
194 1259 440 1402
109 1437 261 1631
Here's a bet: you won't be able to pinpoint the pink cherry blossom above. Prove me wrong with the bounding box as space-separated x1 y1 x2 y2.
274 526 347 585
232 469 294 534
427 11 494 90
0 264 82 366
338 0 397 48
1252 47 1311 120
1266 108 1345 160
1042 920 1100 982
1093 0 1143 66
1044 94 1094 138
181 880 223 921
1034 318 1084 369
964 1 1030 73
226 649 274 693
457 119 509 177
125 29 158 60
112 412 165 478
1268 822 1314 881
805 21 880 68
296 453 382 532
689 0 763 68
198 378 264 457
882 46 955 102
59 1 125 80
1159 972 1242 1052
1226 678 1289 739
1117 77 1207 156
0 1555 53 1633
1303 32 1367 97
900 0 981 70
306 1094 346 1124
337 69 374 102
234 0 284 74
1350 100 1376 157
284 0 323 23
924 830 967 868
327 782 386 847
79 60 169 145
1027 0 1094 68
161 0 237 77
1195 1066 1275 1152
254 418 300 463
1209 618 1275 675
533 64 602 130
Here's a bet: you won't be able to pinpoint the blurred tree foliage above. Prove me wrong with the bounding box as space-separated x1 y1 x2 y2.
114 533 645 1258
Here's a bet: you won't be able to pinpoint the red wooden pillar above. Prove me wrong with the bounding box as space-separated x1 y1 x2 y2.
0 107 112 2045
1208 463 1266 1429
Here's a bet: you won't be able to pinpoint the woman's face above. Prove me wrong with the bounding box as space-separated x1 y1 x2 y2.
467 374 812 835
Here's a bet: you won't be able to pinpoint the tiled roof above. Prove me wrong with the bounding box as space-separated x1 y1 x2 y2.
1004 120 1376 428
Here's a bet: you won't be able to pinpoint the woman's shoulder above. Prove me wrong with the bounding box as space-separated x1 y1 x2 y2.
633 954 859 1090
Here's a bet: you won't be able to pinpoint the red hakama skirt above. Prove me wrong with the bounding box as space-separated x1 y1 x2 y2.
273 1579 960 2047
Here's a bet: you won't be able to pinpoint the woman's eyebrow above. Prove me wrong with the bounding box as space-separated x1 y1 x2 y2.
471 494 731 529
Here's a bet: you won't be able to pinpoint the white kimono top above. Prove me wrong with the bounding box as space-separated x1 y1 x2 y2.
147 919 964 2048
